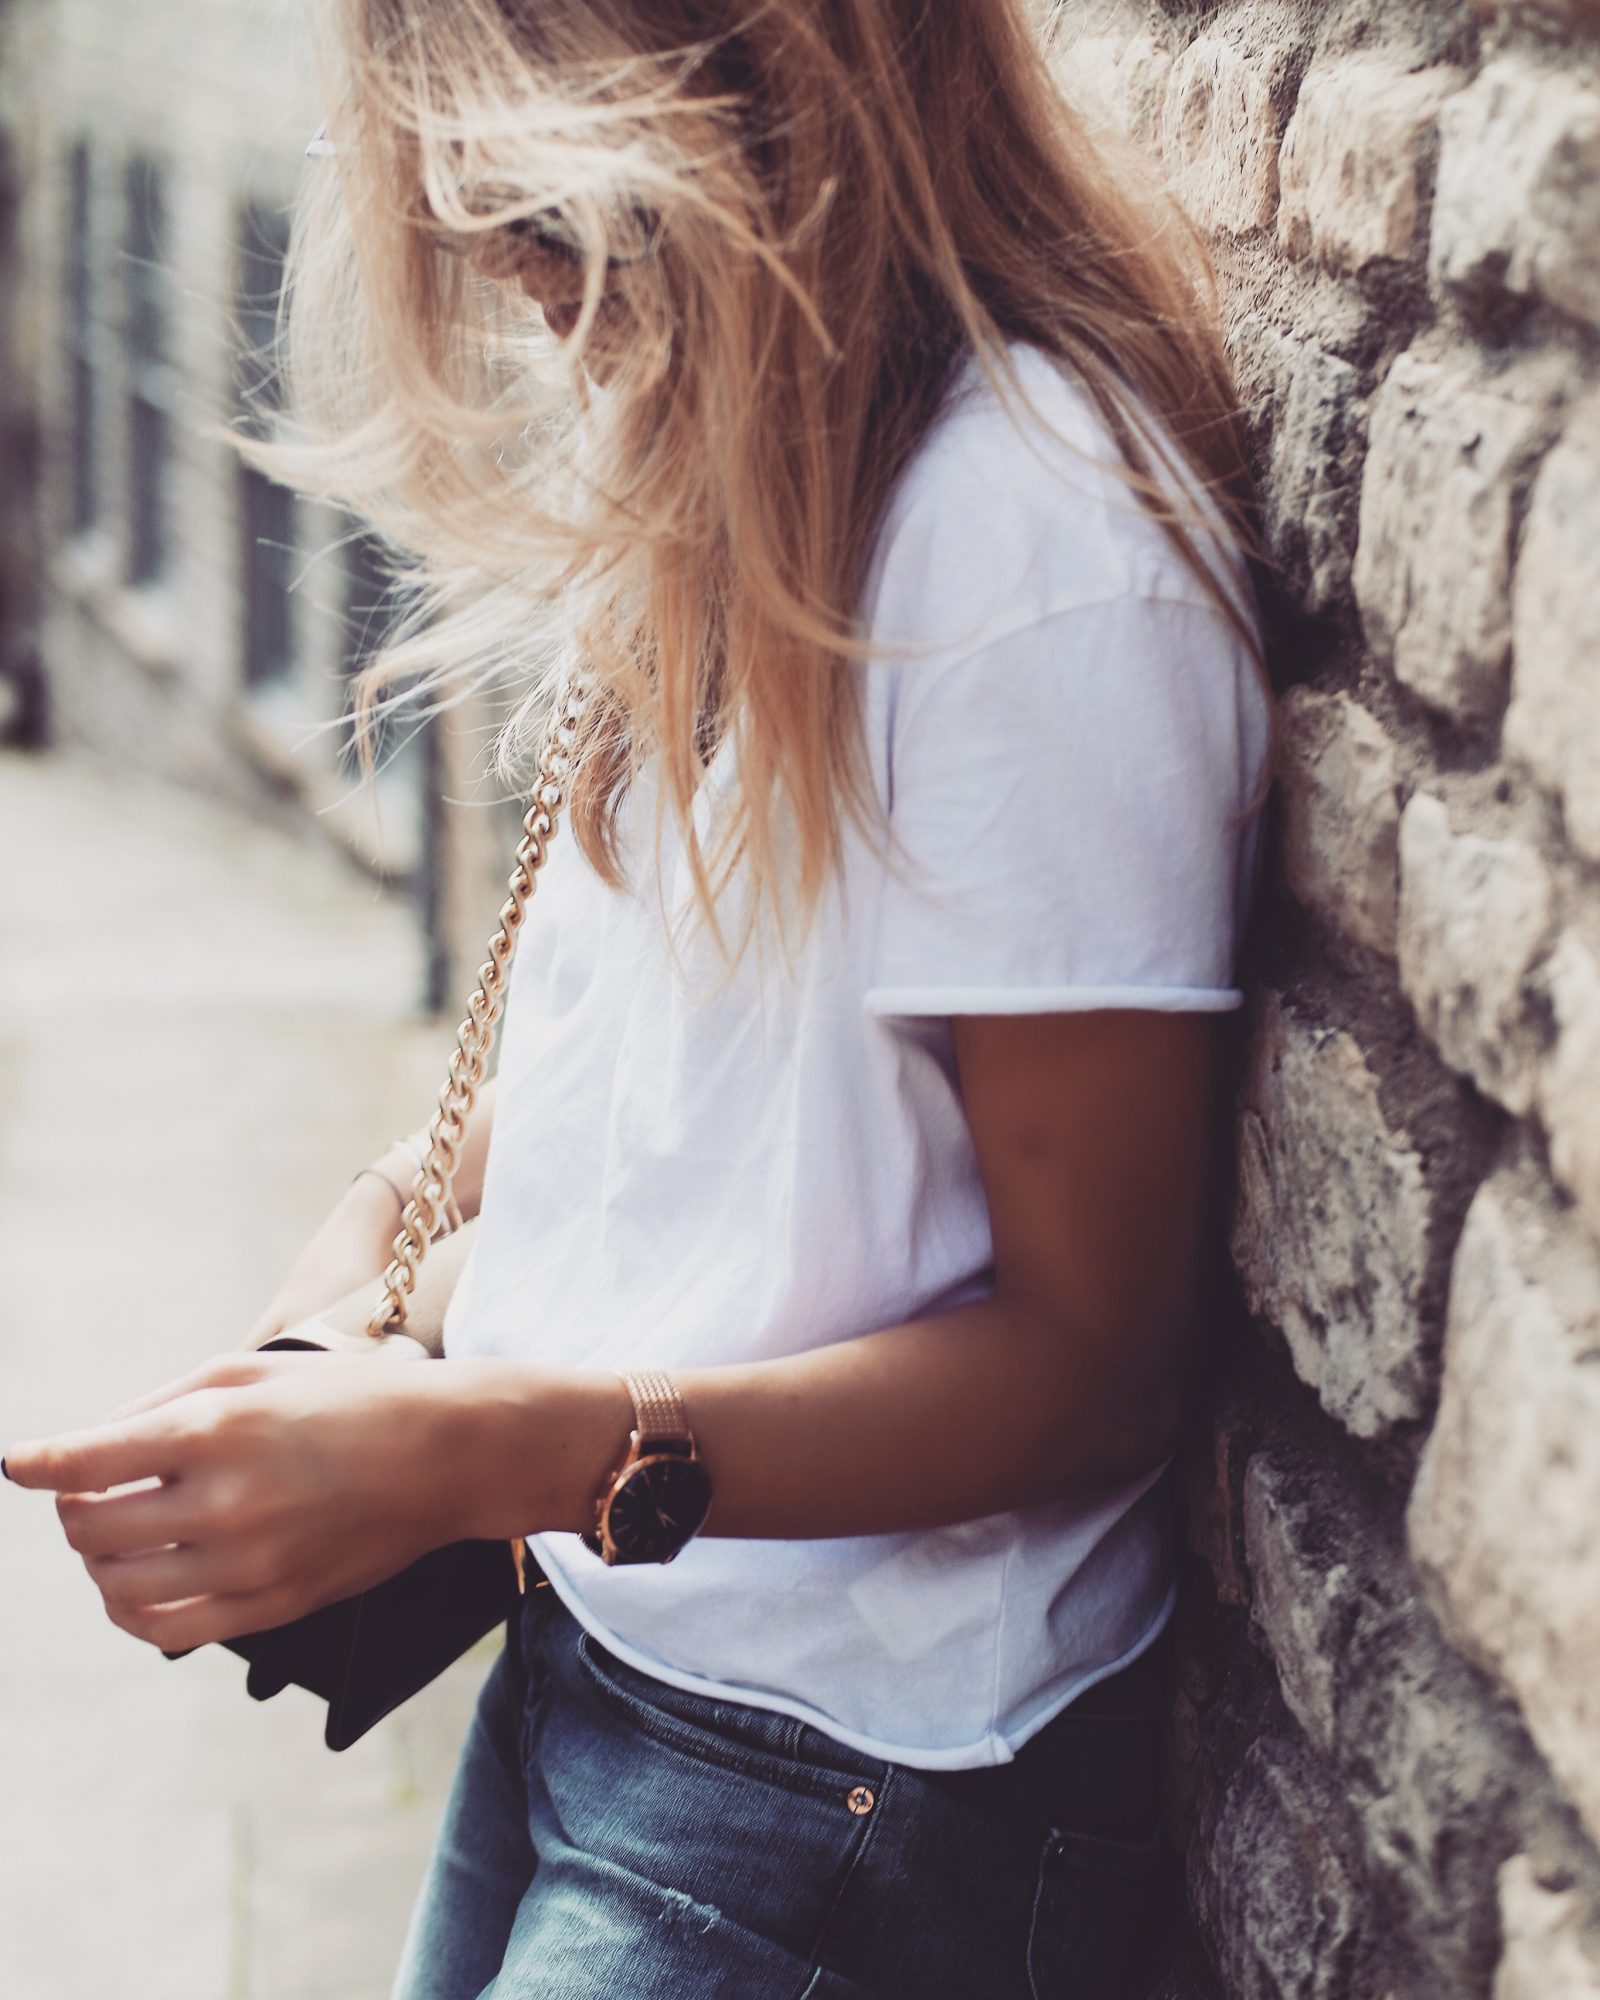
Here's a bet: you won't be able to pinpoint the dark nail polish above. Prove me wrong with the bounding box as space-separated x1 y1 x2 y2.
1 1456 10 1482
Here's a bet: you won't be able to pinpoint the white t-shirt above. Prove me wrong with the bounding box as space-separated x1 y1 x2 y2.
444 343 1270 1770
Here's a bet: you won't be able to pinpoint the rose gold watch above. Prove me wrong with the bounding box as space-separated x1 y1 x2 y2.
580 1371 713 1566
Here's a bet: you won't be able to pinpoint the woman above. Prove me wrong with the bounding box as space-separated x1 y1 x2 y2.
5 2 1271 1993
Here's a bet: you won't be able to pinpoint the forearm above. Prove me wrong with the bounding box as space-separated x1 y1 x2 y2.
368 1076 499 1224
247 1085 499 1349
309 1215 479 1353
445 1295 1184 1547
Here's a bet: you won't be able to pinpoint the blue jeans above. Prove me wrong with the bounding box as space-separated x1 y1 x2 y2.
390 1580 1173 1999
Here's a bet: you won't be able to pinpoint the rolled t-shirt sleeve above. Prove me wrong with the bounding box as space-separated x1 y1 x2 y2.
862 594 1270 1019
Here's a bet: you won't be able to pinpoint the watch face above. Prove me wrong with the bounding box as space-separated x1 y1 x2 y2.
605 1452 713 1564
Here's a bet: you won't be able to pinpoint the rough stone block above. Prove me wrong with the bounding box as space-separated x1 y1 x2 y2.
1475 0 1600 22
1279 58 1462 274
1397 793 1558 1115
1280 690 1401 957
1353 351 1553 726
1233 995 1433 1437
1161 36 1292 236
1539 934 1600 1245
1242 1454 1350 1754
1432 59 1600 329
1209 1734 1365 2000
1244 1450 1541 1993
1053 28 1173 152
1506 404 1600 862
1230 319 1366 611
1410 1170 1600 1849
1495 1855 1600 2000
1183 1399 1255 1608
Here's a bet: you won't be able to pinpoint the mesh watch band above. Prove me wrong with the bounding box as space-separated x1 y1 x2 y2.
623 1369 693 1449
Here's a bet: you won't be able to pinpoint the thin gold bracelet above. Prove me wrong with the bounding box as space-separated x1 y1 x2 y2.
351 1163 409 1210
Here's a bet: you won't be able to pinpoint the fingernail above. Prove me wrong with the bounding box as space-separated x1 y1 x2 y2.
1 1456 11 1482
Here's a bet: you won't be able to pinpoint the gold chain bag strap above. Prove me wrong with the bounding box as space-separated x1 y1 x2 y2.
369 674 587 1347
166 679 586 1752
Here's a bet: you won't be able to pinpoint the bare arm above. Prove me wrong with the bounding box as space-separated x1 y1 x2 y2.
242 1079 500 1347
307 1213 481 1356
423 1073 499 1228
454 1009 1222 1539
4 1012 1229 1652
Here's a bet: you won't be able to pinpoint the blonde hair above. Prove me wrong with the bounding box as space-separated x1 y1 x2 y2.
251 0 1265 954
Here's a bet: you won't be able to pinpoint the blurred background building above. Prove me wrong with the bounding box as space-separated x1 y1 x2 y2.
1 15 505 1997
1 0 504 1010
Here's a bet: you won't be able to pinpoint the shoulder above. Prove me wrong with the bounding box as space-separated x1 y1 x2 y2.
862 343 1250 672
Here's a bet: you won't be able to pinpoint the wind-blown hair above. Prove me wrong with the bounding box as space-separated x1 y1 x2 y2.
253 0 1265 952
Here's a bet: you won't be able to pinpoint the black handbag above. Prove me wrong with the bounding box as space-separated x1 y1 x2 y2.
163 683 583 1750
211 1477 521 1751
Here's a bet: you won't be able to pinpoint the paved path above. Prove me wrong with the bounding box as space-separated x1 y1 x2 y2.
0 750 494 2000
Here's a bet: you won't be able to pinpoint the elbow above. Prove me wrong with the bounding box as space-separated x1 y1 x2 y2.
1101 1367 1186 1485
1114 1373 1186 1478
1018 1378 1185 1507
1104 1396 1184 1487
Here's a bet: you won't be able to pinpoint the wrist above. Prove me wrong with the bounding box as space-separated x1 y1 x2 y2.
364 1136 480 1231
435 1361 633 1544
340 1167 407 1234
363 1142 421 1202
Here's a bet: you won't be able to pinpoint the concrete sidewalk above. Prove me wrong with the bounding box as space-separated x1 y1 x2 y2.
0 749 495 2000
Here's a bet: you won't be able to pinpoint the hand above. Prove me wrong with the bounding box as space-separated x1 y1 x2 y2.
1 1351 479 1652
244 1173 405 1350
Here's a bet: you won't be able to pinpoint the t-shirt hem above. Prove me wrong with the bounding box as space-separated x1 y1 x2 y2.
525 1538 1178 1773
992 1580 1178 1759
863 983 1245 1018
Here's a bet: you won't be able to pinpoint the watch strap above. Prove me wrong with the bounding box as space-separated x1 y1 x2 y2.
622 1369 693 1452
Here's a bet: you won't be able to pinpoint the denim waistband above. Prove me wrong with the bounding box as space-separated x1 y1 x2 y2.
518 1554 1170 1847
924 1623 1172 1844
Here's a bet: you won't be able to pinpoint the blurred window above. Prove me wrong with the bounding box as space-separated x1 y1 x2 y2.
235 199 296 690
235 199 289 417
342 526 400 680
342 524 422 775
343 523 436 940
122 152 172 585
239 456 296 691
65 140 97 535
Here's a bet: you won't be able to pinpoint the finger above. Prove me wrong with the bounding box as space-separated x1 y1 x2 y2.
105 1354 273 1424
4 1411 192 1495
87 1541 273 1612
57 1481 191 1558
105 1586 301 1653
104 1381 195 1423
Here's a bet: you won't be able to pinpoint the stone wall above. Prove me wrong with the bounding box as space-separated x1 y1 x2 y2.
1048 3 1600 1995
